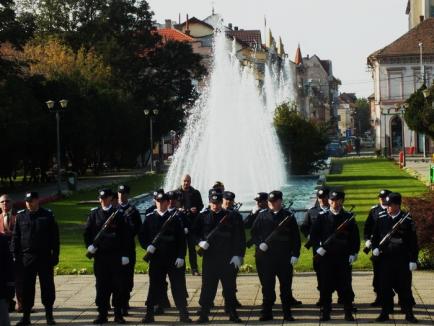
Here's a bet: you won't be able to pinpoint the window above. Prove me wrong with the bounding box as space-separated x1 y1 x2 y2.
388 72 403 100
431 0 434 17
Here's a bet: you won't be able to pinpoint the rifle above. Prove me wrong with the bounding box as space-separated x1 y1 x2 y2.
313 209 356 262
305 205 355 250
86 207 132 259
371 212 411 260
143 209 180 262
196 203 242 257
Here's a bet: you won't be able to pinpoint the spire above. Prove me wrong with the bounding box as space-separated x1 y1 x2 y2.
294 43 302 65
185 14 190 35
266 28 273 48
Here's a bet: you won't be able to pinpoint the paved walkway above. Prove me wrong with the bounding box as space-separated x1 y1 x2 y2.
6 170 147 202
9 271 434 325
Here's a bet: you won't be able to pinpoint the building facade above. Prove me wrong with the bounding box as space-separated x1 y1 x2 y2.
406 0 434 29
368 18 434 155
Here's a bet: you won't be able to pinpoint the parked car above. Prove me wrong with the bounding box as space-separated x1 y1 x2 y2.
326 142 344 157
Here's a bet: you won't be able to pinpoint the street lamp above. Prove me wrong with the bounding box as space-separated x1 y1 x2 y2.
46 99 68 195
144 108 159 173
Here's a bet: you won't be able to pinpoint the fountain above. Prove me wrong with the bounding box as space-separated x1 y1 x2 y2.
164 30 289 207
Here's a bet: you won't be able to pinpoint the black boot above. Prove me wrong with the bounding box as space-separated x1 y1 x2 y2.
154 305 165 315
16 311 31 326
376 312 390 322
179 307 192 323
196 308 209 324
45 307 56 325
259 307 273 321
344 309 355 322
405 309 418 324
320 308 331 322
289 296 302 306
228 309 242 323
114 308 126 324
283 309 295 322
142 306 155 323
92 311 108 325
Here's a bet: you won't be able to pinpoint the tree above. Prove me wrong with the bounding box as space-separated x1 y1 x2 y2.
354 98 371 136
405 83 434 139
274 102 329 174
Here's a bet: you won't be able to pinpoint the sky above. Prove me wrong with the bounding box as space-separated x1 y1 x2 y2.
147 0 410 98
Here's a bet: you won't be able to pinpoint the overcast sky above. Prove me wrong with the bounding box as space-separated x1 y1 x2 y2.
147 0 409 98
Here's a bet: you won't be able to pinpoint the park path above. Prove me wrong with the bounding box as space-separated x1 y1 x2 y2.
9 271 434 325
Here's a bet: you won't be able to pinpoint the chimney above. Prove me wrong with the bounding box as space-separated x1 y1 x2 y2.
234 26 238 31
228 23 233 30
420 15 424 23
165 19 172 29
185 14 190 35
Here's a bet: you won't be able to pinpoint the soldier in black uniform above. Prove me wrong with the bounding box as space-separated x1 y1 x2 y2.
139 192 191 323
84 189 129 324
300 186 329 305
310 190 360 322
244 192 268 229
250 190 300 322
371 192 418 323
193 192 245 324
12 192 59 326
117 185 142 316
0 232 14 326
178 175 204 276
363 189 390 306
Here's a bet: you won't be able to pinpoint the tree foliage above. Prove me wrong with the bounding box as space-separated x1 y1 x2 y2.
405 83 434 139
274 102 329 174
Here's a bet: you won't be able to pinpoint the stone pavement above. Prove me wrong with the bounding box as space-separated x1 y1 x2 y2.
9 271 434 325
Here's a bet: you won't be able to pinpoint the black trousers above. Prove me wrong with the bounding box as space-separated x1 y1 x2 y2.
372 258 381 297
318 255 353 311
120 252 136 308
313 256 320 292
379 255 413 314
94 255 122 314
199 255 237 311
256 254 293 310
21 259 55 313
146 258 188 310
186 234 198 271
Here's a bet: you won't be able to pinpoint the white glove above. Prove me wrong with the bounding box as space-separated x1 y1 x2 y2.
259 242 269 252
290 256 299 265
184 227 189 235
174 258 185 268
316 247 326 256
349 255 357 265
199 241 210 250
87 245 97 254
146 244 156 254
230 256 242 269
365 239 372 248
121 257 130 265
372 248 380 256
409 262 417 271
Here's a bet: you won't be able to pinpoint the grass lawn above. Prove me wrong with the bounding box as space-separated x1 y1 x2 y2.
50 158 428 274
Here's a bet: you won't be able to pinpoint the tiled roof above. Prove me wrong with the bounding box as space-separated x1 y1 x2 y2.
369 18 434 60
226 30 262 48
294 45 302 65
157 28 194 42
175 17 214 30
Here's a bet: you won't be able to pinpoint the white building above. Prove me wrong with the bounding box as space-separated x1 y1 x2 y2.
406 0 434 29
367 18 434 155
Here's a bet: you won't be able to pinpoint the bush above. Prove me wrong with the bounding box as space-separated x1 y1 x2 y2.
403 192 434 267
274 102 329 174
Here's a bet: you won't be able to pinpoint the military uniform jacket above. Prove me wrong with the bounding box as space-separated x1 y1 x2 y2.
310 209 360 257
364 204 387 240
300 205 329 238
12 207 60 267
0 233 14 300
251 209 301 258
119 202 142 254
193 209 245 258
83 206 129 257
371 211 418 262
139 210 186 261
244 208 267 229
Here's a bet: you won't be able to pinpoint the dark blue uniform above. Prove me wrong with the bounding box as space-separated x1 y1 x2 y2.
12 207 59 317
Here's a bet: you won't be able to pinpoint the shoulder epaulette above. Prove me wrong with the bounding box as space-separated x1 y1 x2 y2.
319 211 326 215
90 207 98 211
371 204 378 209
17 209 25 214
200 207 209 213
259 208 268 213
145 211 154 217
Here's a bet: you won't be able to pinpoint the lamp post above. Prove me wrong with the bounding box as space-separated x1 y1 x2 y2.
46 99 68 195
144 108 159 173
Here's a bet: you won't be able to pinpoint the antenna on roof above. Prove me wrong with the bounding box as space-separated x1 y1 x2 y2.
212 0 215 15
